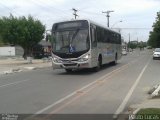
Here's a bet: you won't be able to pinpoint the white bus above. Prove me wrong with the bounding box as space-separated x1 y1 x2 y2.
50 19 121 72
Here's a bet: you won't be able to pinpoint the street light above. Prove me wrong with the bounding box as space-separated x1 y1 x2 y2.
111 20 122 28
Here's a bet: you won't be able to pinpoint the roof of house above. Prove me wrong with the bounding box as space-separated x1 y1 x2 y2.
38 40 51 47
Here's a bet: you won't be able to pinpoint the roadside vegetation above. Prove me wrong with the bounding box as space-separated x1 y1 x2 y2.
135 108 160 120
0 14 45 59
137 108 160 114
0 36 4 47
148 12 160 48
128 41 147 50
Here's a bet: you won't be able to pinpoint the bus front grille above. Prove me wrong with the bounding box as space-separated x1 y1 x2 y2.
63 63 77 66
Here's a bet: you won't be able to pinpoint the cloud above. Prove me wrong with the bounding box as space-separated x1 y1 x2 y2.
0 0 159 41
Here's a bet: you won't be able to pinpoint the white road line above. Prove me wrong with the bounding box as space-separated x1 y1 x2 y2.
0 79 30 88
113 59 151 119
35 61 135 114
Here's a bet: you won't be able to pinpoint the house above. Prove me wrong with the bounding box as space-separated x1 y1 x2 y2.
0 45 24 57
32 40 51 58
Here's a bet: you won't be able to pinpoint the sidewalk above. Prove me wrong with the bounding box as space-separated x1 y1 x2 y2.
0 57 52 75
117 94 160 119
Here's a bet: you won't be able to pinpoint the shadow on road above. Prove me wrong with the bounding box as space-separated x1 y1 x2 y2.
56 63 119 75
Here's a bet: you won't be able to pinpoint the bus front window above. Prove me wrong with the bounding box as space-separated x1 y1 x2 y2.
53 29 89 53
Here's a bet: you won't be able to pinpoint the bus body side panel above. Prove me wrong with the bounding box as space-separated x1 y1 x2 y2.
97 42 112 64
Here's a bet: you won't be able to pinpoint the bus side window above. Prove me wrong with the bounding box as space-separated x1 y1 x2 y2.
107 31 111 43
91 27 97 48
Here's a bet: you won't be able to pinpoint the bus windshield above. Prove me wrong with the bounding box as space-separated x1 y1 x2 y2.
53 29 90 53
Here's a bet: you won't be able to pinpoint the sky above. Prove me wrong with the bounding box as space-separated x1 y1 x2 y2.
0 0 160 42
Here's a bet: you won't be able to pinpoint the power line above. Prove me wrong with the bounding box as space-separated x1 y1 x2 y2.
0 2 20 16
113 28 152 29
28 0 71 19
38 0 71 16
79 10 103 16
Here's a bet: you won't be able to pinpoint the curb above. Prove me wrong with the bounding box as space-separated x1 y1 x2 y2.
0 68 22 75
0 65 50 76
114 108 141 120
23 67 37 70
132 108 141 115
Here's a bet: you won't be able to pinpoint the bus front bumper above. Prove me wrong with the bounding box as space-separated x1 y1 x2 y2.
52 61 91 69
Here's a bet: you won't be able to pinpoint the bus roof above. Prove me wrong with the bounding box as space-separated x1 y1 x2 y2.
88 19 120 34
53 19 120 34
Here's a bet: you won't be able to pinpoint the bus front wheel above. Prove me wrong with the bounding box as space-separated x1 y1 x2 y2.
93 56 102 72
65 69 73 73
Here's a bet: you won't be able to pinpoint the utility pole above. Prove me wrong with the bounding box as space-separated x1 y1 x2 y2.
128 33 130 51
102 10 114 27
72 8 78 19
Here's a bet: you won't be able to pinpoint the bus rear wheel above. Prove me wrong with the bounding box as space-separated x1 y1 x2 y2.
112 54 117 65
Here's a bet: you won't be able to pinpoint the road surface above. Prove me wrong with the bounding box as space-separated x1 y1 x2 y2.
0 49 159 119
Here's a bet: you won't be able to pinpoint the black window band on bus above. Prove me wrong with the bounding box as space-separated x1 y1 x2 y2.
96 26 121 44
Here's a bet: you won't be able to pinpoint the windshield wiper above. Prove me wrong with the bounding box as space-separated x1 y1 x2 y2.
68 29 80 53
70 29 80 44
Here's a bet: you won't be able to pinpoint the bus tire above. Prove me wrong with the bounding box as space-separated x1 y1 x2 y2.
65 69 73 73
112 53 117 65
93 56 102 72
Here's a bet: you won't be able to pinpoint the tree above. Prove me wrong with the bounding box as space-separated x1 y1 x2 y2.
0 15 45 59
137 41 147 50
148 12 160 48
0 36 4 46
128 42 137 50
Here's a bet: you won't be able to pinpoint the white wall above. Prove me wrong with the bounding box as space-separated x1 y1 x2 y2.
15 46 24 56
0 47 15 56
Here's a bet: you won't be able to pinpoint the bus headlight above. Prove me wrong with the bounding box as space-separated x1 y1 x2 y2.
78 54 90 62
53 56 62 63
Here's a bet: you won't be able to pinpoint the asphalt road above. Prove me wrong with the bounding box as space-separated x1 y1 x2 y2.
0 49 158 119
